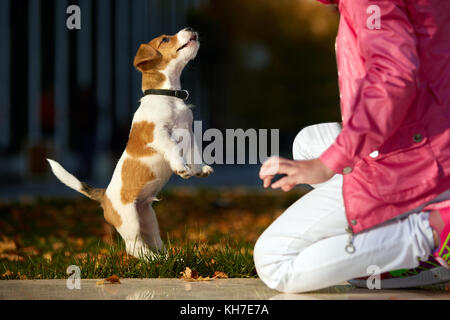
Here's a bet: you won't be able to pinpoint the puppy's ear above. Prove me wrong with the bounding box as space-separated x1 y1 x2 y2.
134 44 161 72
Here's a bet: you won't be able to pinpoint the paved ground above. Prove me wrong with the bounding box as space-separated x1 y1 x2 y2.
0 279 449 300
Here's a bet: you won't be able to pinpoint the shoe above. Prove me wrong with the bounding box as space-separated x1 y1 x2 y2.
428 206 450 269
350 203 450 289
348 255 450 289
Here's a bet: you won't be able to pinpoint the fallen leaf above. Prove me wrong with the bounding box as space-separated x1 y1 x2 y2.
0 253 24 261
43 252 52 262
22 246 39 256
52 242 64 251
0 240 16 253
75 238 85 247
185 276 212 282
180 267 212 282
1 270 13 278
212 271 228 279
96 280 105 286
180 266 192 279
105 275 121 284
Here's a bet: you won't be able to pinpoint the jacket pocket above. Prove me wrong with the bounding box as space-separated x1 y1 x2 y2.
367 123 440 203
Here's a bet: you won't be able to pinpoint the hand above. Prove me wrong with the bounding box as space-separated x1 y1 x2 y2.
259 156 335 191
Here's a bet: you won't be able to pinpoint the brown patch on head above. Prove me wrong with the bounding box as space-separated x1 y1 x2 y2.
120 158 155 204
102 195 123 228
133 34 180 90
126 121 156 158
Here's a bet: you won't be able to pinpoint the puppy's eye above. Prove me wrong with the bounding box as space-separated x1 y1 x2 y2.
161 37 170 44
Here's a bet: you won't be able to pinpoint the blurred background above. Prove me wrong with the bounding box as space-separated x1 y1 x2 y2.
0 0 340 200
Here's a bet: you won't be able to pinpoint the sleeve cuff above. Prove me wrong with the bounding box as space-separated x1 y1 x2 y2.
319 143 355 175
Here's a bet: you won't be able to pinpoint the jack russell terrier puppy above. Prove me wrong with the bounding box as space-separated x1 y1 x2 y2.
48 28 213 258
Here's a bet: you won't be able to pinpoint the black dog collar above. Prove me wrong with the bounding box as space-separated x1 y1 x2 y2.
144 89 189 101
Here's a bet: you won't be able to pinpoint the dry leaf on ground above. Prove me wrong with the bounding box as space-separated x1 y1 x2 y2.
22 247 39 256
0 253 24 261
1 270 13 278
96 275 121 286
105 275 121 284
180 266 193 279
52 242 64 251
43 252 52 262
180 267 212 282
212 271 228 279
0 240 16 253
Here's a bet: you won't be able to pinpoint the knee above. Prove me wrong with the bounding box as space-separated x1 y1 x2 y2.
254 232 317 294
253 233 292 293
253 235 267 275
292 123 341 161
253 234 274 287
292 125 318 160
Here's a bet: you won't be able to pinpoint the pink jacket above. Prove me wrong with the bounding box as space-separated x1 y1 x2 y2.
317 0 450 233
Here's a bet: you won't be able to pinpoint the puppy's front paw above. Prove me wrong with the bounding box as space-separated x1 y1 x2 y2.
197 165 214 178
172 163 194 179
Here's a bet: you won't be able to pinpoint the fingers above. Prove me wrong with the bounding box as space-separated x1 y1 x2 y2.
259 157 298 189
259 157 280 178
259 157 278 187
270 176 295 190
281 183 296 192
263 176 273 188
259 157 293 178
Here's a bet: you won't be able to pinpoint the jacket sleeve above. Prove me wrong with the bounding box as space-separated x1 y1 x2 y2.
319 0 420 174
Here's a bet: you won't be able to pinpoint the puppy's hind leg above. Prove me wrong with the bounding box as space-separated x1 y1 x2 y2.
118 217 151 259
121 209 163 260
135 199 165 253
135 183 165 253
122 182 164 260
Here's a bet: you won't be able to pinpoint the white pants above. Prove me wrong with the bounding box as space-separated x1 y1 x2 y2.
254 123 437 293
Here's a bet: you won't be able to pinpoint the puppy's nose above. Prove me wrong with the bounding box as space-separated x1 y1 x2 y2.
184 27 194 32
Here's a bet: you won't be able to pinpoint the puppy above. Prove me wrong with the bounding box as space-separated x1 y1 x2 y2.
48 28 213 258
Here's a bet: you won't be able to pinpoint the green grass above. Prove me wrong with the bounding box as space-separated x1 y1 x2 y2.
1 236 256 280
0 188 303 280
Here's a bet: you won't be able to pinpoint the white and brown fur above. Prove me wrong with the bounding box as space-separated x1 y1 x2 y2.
48 28 213 258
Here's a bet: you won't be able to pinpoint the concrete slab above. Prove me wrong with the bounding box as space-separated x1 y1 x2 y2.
0 279 449 300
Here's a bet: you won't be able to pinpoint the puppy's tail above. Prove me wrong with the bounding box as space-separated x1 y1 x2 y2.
47 159 105 202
